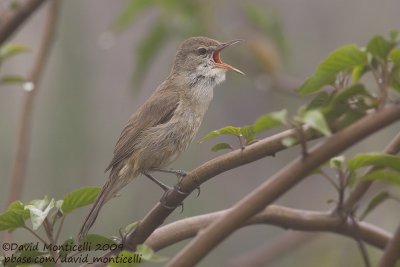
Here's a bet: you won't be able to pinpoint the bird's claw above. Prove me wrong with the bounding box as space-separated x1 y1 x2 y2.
159 188 185 212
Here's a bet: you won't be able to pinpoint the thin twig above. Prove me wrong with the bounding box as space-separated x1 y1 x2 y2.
23 226 49 245
349 213 371 267
0 0 47 45
43 219 61 267
5 0 60 208
55 215 65 243
320 169 340 192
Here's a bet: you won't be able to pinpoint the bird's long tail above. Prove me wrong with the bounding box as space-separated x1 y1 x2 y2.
77 178 117 242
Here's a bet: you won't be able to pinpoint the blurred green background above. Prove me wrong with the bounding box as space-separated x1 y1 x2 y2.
1 0 400 266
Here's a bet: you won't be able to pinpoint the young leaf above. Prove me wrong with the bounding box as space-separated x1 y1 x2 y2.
366 35 394 60
360 170 400 186
61 187 101 214
0 75 27 85
329 155 345 170
25 198 55 230
302 110 331 136
200 126 242 142
298 44 367 96
347 153 400 172
0 43 30 61
360 191 390 220
240 126 256 143
211 143 233 152
253 109 288 133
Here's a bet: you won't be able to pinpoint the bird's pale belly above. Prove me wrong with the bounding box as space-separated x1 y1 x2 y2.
130 114 203 172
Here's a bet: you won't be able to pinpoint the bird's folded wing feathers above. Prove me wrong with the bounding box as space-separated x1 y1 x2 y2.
105 86 180 172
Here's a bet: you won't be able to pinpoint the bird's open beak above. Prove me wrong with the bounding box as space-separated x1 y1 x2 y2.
213 39 245 75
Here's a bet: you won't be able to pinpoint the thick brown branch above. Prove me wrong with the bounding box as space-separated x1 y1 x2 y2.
0 0 47 45
5 0 60 209
378 223 400 267
166 105 400 267
144 205 390 253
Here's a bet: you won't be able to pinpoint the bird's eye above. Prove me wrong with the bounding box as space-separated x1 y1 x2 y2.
197 47 207 55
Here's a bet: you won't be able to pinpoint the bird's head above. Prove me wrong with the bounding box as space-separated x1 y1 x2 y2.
172 36 244 86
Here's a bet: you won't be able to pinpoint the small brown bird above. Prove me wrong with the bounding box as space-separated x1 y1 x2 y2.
78 36 243 240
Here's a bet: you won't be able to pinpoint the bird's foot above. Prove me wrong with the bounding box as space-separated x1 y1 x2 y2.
159 189 185 212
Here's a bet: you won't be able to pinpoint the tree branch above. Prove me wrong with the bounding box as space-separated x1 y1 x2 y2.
166 105 400 267
123 127 317 251
378 223 400 267
0 0 47 45
144 205 390 253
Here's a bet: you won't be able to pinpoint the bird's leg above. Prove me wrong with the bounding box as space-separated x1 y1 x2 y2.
151 168 187 178
142 171 172 191
142 171 185 211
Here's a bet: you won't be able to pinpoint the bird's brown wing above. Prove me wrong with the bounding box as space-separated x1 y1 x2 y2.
105 84 180 172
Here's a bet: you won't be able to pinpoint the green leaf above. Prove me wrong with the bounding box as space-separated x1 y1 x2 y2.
136 244 168 263
302 110 331 136
330 155 345 170
0 210 26 231
79 234 116 250
281 137 296 147
133 21 168 89
112 0 154 32
366 35 394 60
253 109 288 133
211 143 233 152
25 198 55 230
61 187 101 214
297 44 367 96
240 126 256 143
390 30 399 42
0 75 27 85
360 170 400 186
7 201 30 219
200 126 242 142
389 48 400 66
306 92 331 110
347 153 400 172
360 191 390 220
0 43 30 61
